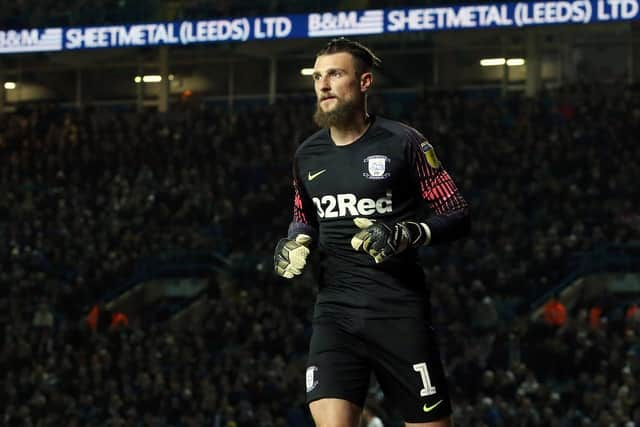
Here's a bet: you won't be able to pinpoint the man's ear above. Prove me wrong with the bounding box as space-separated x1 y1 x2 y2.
360 72 373 93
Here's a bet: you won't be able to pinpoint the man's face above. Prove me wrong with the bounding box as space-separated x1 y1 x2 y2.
312 52 369 128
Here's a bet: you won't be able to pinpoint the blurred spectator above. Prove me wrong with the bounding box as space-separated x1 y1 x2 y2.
362 398 386 427
589 305 603 329
543 295 567 327
32 302 54 330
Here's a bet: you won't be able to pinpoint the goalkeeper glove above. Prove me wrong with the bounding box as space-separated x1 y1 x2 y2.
350 218 430 263
274 234 312 279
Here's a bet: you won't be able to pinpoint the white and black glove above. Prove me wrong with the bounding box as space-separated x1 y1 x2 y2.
350 218 430 263
274 234 312 278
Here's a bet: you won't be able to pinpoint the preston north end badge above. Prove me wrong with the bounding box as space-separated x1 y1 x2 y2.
363 155 391 180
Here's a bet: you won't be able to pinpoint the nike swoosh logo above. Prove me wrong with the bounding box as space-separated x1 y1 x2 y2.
423 400 443 413
308 169 327 181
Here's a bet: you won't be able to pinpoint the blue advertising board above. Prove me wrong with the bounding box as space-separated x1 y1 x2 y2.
1 0 638 54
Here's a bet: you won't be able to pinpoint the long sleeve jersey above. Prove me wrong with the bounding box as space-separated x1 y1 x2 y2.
290 116 470 320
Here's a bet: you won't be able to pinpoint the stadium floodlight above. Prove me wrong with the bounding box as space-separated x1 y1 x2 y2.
300 68 315 76
4 82 16 89
133 75 163 83
506 58 526 66
480 58 506 67
142 75 162 83
480 58 526 67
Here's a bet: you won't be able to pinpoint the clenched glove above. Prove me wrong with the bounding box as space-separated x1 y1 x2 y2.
274 234 312 278
350 218 430 263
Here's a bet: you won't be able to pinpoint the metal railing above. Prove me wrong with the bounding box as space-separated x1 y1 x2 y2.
525 242 640 312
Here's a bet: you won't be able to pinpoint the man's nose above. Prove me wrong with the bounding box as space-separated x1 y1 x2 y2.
317 76 331 91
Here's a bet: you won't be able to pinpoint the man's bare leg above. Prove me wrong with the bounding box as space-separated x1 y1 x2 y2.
405 416 454 427
309 398 362 427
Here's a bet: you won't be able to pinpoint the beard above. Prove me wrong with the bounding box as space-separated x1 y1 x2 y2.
313 97 358 129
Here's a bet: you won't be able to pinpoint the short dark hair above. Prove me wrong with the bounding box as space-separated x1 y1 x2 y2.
316 37 381 76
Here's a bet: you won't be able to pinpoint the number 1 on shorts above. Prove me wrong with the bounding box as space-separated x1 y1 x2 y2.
413 362 437 396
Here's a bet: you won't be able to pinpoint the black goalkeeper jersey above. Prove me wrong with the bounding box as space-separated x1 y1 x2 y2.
290 116 469 321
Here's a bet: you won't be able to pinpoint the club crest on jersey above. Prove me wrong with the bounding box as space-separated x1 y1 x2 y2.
363 155 391 180
420 141 441 169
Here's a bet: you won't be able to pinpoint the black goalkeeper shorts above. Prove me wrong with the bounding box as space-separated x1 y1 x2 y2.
305 317 452 423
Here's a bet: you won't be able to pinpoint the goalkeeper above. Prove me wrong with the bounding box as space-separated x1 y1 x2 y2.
274 38 470 427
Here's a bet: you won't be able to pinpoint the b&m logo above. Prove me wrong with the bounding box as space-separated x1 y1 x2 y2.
0 28 63 53
308 10 384 37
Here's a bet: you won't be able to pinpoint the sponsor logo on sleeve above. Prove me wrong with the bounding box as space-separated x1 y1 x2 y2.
420 141 441 169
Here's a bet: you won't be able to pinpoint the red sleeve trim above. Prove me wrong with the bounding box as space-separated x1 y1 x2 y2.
293 177 310 224
414 142 468 215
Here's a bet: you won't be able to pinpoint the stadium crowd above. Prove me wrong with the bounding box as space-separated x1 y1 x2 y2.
1 83 640 426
